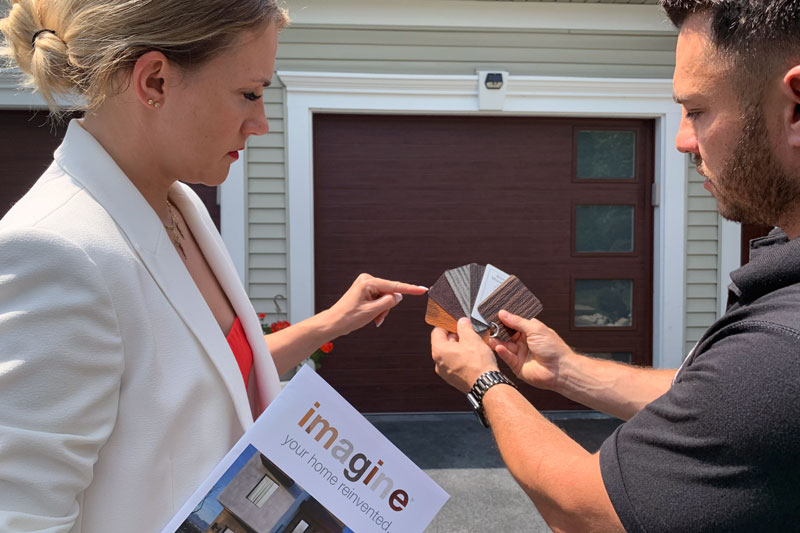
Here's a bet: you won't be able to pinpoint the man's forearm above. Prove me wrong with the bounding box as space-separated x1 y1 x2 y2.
482 384 623 532
555 354 676 420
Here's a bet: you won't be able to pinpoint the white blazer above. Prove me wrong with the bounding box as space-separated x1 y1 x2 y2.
0 120 281 531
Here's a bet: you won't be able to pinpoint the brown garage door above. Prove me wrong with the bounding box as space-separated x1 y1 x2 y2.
1 111 219 228
1 111 69 218
314 114 654 413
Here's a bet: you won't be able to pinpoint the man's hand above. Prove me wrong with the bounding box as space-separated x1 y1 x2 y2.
488 310 576 391
431 317 499 393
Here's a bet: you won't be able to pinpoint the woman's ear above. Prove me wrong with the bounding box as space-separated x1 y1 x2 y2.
130 50 170 109
782 65 800 148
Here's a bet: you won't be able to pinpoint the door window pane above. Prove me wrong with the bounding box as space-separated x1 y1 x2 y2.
588 352 632 364
574 280 633 327
577 130 636 179
576 205 634 253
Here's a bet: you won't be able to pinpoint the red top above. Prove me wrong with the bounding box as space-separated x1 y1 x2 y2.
226 316 253 391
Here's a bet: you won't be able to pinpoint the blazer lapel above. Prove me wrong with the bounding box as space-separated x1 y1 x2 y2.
170 187 282 415
54 120 255 430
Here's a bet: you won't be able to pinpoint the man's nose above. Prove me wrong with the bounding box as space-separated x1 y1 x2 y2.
675 116 698 155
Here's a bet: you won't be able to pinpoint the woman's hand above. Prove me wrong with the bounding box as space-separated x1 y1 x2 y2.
326 273 428 337
488 310 576 391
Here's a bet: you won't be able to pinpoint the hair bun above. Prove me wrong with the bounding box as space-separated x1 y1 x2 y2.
2 0 289 117
0 1 74 110
31 28 58 47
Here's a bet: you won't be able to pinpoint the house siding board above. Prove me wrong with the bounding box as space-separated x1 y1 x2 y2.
274 25 676 78
685 162 718 353
248 83 289 321
249 23 688 340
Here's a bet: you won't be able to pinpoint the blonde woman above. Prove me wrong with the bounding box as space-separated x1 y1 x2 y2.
0 1 426 530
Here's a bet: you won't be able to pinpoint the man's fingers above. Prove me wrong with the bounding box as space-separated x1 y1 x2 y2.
456 317 481 341
488 337 518 355
498 310 546 335
495 344 519 372
431 326 450 345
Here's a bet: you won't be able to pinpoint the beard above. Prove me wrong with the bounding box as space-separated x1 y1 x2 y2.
701 102 800 226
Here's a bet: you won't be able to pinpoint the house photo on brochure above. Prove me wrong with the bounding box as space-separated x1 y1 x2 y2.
164 367 449 533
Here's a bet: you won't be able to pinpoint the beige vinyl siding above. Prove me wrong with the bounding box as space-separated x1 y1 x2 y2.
274 27 677 78
248 24 680 322
248 78 289 323
685 159 719 354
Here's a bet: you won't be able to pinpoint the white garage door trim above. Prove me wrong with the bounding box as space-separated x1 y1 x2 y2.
0 72 247 283
279 70 701 369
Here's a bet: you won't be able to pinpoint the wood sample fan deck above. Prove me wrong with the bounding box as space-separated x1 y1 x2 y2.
425 263 543 342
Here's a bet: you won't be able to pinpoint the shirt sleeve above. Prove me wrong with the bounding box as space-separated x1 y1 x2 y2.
600 323 800 532
0 228 124 531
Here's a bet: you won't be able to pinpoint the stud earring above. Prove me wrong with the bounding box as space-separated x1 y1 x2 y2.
147 99 161 108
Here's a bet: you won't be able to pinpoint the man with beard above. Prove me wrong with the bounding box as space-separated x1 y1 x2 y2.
430 1 800 531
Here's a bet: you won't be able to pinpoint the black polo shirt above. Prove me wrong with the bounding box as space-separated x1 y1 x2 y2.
600 229 800 531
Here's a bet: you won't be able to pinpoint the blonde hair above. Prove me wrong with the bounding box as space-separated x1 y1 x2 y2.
0 0 289 115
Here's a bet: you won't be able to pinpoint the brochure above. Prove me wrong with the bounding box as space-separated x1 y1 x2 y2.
162 365 449 533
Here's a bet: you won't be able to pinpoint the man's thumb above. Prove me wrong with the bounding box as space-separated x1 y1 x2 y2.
456 317 479 340
498 310 536 334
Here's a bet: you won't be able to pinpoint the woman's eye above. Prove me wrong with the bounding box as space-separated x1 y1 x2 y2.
685 110 702 120
244 92 262 102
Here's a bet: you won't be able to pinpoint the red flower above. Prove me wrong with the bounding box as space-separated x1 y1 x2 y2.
319 342 334 354
258 313 266 319
270 320 291 333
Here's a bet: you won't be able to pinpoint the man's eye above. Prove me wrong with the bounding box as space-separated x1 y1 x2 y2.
244 92 262 101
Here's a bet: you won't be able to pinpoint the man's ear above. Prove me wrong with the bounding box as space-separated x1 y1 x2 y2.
782 65 800 147
130 51 171 109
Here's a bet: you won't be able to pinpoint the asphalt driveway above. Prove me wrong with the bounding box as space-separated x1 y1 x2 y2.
366 412 623 533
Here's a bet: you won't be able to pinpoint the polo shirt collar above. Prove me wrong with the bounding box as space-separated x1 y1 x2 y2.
729 228 800 306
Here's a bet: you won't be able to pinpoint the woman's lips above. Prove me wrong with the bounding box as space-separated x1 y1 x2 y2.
228 150 240 161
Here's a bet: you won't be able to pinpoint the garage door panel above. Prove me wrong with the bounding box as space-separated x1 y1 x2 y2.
314 114 653 412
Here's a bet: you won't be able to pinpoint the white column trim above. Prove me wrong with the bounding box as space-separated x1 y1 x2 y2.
718 218 741 317
220 155 247 284
284 0 675 34
280 70 686 368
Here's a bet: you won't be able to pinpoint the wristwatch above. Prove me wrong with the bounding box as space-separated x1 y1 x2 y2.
466 370 518 428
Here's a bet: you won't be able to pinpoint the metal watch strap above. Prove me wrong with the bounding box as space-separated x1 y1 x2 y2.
467 370 518 428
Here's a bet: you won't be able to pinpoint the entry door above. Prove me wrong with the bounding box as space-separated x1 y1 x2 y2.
313 114 654 412
0 111 220 228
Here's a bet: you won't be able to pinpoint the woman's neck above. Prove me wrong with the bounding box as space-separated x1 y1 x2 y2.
81 106 173 223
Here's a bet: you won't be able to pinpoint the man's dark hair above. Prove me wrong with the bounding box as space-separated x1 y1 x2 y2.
660 1 800 100
660 0 800 52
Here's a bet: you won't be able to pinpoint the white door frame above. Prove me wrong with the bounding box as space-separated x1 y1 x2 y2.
0 73 248 282
280 71 691 369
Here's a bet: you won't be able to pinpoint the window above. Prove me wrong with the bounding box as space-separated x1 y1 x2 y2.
576 130 636 179
575 205 634 253
574 279 633 327
247 474 279 508
290 520 310 533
